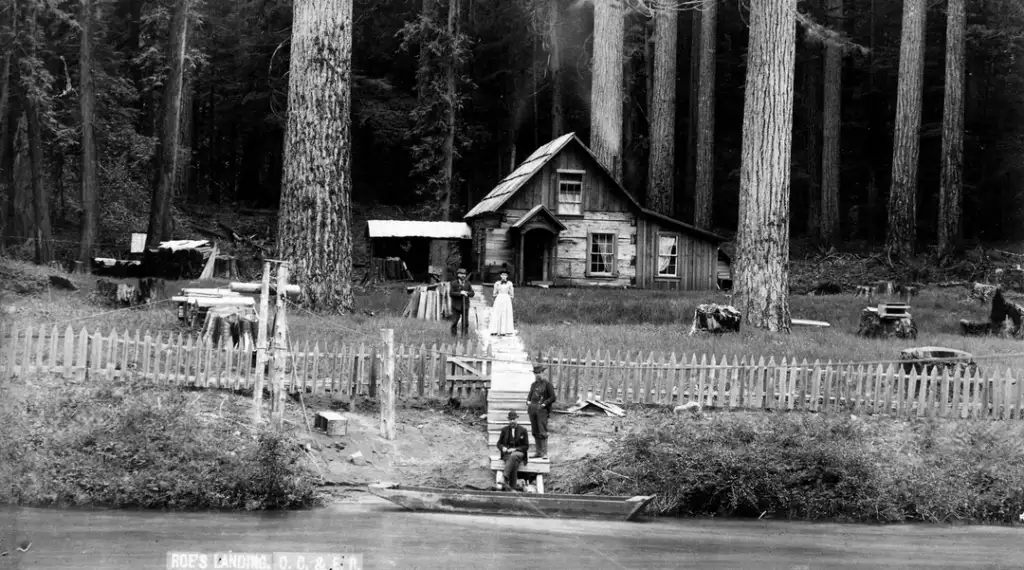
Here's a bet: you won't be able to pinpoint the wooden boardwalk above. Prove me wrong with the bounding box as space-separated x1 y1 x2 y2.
469 285 550 481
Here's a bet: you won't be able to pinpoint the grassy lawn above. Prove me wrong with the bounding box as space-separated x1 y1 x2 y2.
513 287 1024 369
1 261 459 349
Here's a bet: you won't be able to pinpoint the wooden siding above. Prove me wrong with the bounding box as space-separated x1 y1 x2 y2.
554 212 635 287
505 145 632 214
635 217 717 290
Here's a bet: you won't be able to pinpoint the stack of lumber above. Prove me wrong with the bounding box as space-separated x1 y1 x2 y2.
402 282 453 320
564 398 626 417
202 305 258 349
173 287 256 328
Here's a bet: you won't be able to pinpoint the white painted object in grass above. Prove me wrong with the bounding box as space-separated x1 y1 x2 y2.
673 402 703 416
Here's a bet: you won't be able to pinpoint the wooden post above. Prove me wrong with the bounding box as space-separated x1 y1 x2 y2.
270 263 290 429
252 262 271 425
380 328 396 440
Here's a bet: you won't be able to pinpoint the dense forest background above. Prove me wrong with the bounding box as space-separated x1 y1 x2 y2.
2 0 1024 265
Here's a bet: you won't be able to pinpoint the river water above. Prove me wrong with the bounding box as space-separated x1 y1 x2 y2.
1 496 1021 569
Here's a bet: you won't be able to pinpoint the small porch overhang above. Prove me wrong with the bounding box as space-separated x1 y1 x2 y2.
509 204 567 235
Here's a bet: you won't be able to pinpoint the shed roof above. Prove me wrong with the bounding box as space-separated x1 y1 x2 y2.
640 208 727 243
366 220 472 240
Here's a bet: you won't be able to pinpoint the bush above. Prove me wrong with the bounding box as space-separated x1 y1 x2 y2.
562 412 1024 524
0 375 320 510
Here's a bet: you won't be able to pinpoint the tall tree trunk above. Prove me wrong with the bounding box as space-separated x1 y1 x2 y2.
175 58 194 201
277 0 354 312
26 101 52 264
548 0 564 137
441 0 460 220
79 0 99 271
685 9 700 215
733 0 797 333
938 0 965 260
885 0 926 260
820 0 843 247
645 5 677 216
52 145 65 222
804 0 821 238
693 0 716 228
146 0 191 247
0 53 11 248
9 113 32 243
590 0 624 182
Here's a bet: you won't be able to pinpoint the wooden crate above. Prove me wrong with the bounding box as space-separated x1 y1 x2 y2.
314 411 348 436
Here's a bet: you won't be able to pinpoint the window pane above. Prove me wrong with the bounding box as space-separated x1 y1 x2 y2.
657 235 678 276
590 233 614 274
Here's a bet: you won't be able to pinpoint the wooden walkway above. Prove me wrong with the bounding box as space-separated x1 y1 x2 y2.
469 285 551 485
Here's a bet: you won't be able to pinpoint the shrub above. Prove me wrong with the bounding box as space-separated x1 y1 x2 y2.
561 411 1024 524
0 374 319 510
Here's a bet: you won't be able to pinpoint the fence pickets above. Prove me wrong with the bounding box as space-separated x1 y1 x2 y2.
0 322 491 401
537 349 1023 421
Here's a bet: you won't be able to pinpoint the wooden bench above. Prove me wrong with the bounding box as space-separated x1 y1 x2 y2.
490 455 550 494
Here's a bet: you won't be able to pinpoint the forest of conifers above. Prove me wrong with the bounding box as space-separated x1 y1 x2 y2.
1 0 1023 269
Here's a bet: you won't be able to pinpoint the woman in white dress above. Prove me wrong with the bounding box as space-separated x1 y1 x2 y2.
489 271 515 336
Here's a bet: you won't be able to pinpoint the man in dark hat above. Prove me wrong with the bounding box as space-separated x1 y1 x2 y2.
527 364 556 459
448 268 475 337
496 410 530 491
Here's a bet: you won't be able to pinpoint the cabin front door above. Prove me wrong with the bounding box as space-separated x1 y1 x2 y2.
521 228 555 284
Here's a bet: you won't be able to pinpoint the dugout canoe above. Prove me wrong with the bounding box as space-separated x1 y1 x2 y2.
367 483 655 522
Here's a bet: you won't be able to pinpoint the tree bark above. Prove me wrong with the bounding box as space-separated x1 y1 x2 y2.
277 0 354 312
693 0 716 229
26 101 52 264
733 0 797 333
938 0 965 260
9 114 32 243
79 0 99 272
146 0 192 247
645 5 677 216
885 0 926 260
803 0 821 239
820 0 843 247
441 0 459 220
548 0 564 137
175 55 194 201
0 53 9 250
589 0 624 182
685 9 700 214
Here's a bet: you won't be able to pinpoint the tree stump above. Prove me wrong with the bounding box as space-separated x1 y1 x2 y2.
137 278 166 304
689 304 741 335
960 288 1024 338
201 306 258 349
856 308 917 340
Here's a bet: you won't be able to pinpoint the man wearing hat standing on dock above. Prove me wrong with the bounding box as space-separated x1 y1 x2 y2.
496 410 530 491
448 268 475 337
527 364 556 459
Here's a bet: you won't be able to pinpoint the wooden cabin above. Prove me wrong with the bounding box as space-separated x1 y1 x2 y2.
463 134 726 290
365 220 473 281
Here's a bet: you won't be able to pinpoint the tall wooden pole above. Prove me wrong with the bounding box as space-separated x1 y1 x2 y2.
380 328 396 440
252 261 271 425
271 263 290 429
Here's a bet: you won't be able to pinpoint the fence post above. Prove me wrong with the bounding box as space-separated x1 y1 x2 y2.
380 328 396 440
252 261 272 425
270 263 290 429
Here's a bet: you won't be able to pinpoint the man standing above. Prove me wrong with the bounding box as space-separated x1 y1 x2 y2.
496 410 529 491
448 267 475 337
527 364 556 459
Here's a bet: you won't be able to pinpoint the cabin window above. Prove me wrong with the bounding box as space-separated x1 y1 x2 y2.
557 170 584 216
587 232 617 276
657 234 679 277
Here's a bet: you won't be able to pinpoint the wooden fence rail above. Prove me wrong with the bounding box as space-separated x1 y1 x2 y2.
1 323 492 401
539 351 1024 420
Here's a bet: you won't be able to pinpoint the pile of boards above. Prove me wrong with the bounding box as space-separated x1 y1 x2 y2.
564 398 626 417
172 282 298 348
402 282 453 321
364 257 413 283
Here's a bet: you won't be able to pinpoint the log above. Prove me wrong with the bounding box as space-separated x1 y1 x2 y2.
791 318 831 327
689 304 741 335
49 275 77 291
856 308 917 340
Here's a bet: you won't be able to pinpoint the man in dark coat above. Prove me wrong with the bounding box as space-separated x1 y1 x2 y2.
527 364 557 459
448 267 475 337
496 410 530 491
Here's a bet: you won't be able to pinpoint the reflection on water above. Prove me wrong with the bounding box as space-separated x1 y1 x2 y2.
1 500 1022 569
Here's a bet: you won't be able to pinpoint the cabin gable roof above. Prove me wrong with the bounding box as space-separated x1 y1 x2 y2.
510 204 568 232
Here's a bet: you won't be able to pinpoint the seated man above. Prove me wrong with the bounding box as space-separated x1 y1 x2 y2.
495 410 529 491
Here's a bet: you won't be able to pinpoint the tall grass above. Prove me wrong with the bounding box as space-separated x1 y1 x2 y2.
0 373 320 510
559 411 1024 523
512 287 1024 367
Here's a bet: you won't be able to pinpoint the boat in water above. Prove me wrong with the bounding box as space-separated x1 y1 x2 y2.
367 483 656 522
